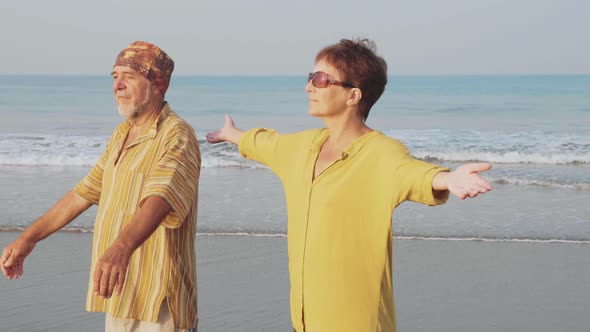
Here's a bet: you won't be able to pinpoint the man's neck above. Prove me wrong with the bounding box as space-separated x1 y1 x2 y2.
128 100 164 132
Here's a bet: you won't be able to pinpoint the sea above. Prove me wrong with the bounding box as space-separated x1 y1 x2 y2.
0 75 588 243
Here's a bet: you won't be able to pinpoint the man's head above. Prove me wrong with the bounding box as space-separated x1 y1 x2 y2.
112 41 174 118
314 39 387 121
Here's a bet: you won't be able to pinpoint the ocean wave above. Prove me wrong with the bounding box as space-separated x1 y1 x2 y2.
489 177 590 189
1 133 589 167
414 151 589 165
0 226 93 233
0 156 99 167
392 236 590 244
1 153 586 167
0 134 105 167
387 129 590 165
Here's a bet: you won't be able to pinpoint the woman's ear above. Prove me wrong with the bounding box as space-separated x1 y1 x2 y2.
346 88 362 106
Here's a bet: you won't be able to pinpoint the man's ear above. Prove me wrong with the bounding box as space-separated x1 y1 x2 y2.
151 84 165 98
346 88 362 106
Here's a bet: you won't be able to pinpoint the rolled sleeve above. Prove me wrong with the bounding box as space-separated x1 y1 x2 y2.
408 164 450 205
141 125 201 229
238 128 285 174
392 144 450 207
74 143 109 205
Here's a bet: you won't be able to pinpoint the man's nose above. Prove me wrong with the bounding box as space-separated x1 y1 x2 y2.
113 77 126 91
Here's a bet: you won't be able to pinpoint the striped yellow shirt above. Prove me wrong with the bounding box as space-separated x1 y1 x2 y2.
74 103 200 329
239 128 449 332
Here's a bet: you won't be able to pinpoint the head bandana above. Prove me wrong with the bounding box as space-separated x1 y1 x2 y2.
114 41 174 95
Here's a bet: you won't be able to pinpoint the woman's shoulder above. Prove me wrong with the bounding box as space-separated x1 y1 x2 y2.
370 131 408 150
281 128 327 142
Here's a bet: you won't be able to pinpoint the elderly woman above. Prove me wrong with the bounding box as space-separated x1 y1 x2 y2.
207 39 492 332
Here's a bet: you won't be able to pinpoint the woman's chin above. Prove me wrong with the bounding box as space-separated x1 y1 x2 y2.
308 108 321 117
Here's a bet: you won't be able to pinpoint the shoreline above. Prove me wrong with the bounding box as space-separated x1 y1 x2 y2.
2 229 590 244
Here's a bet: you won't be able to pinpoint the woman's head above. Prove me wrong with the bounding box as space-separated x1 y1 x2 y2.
314 39 387 121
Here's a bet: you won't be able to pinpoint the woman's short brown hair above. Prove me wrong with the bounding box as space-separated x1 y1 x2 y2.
316 38 388 121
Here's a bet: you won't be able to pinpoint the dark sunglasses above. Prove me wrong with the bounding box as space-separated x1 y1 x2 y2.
308 71 357 89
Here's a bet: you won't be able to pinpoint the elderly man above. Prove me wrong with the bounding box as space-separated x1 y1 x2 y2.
1 41 200 332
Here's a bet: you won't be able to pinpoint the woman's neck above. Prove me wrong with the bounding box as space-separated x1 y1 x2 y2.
323 115 373 151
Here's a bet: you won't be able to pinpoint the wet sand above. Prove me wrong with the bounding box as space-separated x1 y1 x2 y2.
1 232 589 331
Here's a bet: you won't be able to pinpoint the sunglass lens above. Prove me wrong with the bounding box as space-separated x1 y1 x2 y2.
311 72 328 88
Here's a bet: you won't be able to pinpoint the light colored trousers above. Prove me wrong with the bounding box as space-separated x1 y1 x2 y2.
105 300 197 332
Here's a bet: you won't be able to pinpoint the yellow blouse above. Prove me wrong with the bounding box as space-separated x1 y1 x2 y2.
239 128 448 332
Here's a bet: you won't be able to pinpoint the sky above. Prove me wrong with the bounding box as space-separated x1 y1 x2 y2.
0 0 588 76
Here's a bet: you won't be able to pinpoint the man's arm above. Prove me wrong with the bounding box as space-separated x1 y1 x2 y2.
1 190 93 279
93 195 171 299
432 163 493 199
206 115 244 145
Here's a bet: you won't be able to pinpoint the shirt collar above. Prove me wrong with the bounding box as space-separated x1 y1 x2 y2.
310 128 381 159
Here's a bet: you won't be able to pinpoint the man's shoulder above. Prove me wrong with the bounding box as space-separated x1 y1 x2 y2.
160 112 197 140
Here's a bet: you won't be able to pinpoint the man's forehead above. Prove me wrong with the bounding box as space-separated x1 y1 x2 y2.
111 66 141 76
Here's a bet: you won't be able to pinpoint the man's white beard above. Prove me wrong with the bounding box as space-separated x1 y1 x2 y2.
117 86 152 118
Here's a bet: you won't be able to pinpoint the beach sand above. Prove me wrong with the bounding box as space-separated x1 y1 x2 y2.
1 232 589 332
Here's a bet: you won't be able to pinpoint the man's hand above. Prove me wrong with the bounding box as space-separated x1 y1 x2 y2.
93 242 132 299
434 163 493 199
206 115 244 144
92 196 172 299
1 191 92 280
1 236 36 280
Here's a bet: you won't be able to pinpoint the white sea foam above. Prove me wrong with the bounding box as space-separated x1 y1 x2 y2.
386 129 590 165
489 176 590 189
412 150 589 164
1 132 588 167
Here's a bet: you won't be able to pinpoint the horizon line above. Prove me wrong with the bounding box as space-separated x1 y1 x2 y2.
0 73 589 78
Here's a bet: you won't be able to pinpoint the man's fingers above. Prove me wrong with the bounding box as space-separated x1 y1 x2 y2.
99 270 110 297
0 249 9 266
9 265 19 279
93 268 103 294
107 271 118 298
116 271 126 295
12 266 20 279
0 265 9 278
3 250 16 268
2 265 12 279
16 262 24 277
0 251 10 278
1 250 19 279
1 241 35 280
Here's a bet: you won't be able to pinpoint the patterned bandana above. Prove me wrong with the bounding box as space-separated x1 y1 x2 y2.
114 41 174 95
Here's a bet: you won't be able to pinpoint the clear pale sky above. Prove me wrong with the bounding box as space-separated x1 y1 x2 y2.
1 0 588 76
